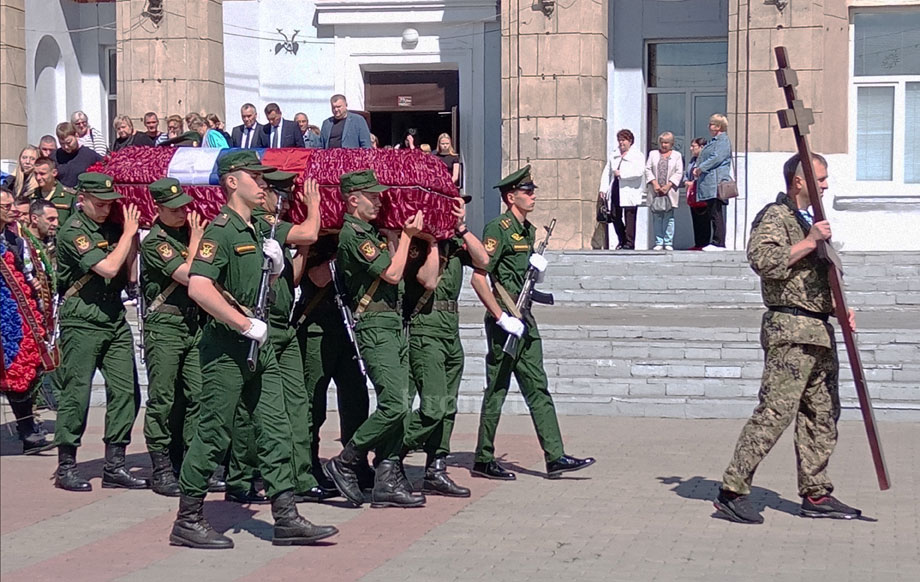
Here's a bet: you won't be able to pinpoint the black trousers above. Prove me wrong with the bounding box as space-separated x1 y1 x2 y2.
691 206 711 248
706 198 726 247
611 202 637 249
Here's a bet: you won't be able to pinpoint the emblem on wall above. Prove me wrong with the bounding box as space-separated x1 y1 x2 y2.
275 29 300 55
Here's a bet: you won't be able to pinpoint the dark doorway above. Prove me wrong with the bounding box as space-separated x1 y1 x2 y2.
364 70 459 150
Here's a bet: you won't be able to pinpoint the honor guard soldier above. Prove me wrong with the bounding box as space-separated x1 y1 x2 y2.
401 195 488 497
324 169 427 508
470 165 596 480
53 172 148 491
715 153 861 524
141 178 207 497
169 151 337 549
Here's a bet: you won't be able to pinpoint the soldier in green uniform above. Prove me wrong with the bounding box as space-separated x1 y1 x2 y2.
401 196 488 497
715 153 861 524
170 151 337 549
324 169 426 508
141 178 206 497
470 165 595 480
160 131 201 148
53 172 148 491
33 156 77 225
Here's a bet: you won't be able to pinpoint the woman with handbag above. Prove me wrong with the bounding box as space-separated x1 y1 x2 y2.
692 114 733 248
684 137 711 249
598 129 646 250
645 132 684 250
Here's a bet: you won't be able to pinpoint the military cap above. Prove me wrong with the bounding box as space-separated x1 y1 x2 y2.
494 164 537 193
76 172 122 200
217 150 276 177
340 169 388 195
263 170 297 193
160 130 201 148
149 177 193 208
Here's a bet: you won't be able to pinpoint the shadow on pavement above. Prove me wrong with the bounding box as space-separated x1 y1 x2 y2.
657 475 801 517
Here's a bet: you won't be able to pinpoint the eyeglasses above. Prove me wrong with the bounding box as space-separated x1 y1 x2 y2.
73 120 88 127
0 203 13 211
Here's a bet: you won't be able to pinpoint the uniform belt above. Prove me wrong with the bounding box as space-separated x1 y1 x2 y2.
768 306 830 322
362 301 397 313
431 300 458 313
150 304 199 318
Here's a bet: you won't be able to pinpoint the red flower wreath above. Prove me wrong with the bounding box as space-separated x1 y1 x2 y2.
1 250 44 393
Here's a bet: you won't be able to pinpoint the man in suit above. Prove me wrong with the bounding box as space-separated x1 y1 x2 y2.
231 103 267 149
319 95 372 149
262 103 302 148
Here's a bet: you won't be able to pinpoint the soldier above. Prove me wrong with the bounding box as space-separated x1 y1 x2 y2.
33 157 76 226
170 151 337 549
470 165 595 480
141 178 207 497
715 153 861 524
401 195 488 497
53 172 147 491
323 169 426 508
159 131 201 148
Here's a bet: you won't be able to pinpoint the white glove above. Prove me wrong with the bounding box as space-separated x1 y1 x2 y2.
497 312 525 338
529 254 548 272
241 318 269 347
263 238 285 275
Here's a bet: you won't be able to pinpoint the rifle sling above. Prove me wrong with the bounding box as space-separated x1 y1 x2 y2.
214 282 255 318
354 278 381 316
147 281 180 313
493 282 522 319
62 273 94 300
408 254 449 321
294 286 331 328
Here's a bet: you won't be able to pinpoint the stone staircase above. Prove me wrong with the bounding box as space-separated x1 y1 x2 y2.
93 251 919 420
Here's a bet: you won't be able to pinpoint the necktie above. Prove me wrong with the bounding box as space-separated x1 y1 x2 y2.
244 127 251 148
272 125 279 148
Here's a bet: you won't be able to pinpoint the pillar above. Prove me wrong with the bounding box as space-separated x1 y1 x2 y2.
0 0 26 162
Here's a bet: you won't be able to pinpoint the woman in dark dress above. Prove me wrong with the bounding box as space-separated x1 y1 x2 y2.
436 133 460 186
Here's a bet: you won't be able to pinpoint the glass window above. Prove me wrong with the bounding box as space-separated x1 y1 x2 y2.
648 93 685 152
856 86 894 181
648 42 728 88
854 12 920 77
906 83 920 184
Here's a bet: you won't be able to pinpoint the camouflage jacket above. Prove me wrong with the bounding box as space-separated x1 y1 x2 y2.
748 193 833 348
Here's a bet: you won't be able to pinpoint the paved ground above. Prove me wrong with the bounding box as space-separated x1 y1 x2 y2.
1 408 917 582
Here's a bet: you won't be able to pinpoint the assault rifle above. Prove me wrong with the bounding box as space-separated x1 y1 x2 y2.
502 218 556 357
329 259 367 379
246 191 286 371
774 46 889 490
135 235 147 364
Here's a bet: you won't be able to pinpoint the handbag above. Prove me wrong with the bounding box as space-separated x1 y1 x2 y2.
650 193 673 213
596 198 611 223
717 152 739 201
686 180 706 208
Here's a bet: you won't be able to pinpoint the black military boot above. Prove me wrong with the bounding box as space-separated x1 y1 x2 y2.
271 491 339 546
102 444 150 489
21 429 54 455
545 454 596 479
356 453 375 492
169 494 234 549
371 460 426 508
324 441 364 507
149 451 181 497
54 445 92 492
422 458 471 498
207 466 227 493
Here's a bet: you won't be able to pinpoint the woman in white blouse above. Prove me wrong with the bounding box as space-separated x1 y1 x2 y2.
598 129 646 250
645 132 684 250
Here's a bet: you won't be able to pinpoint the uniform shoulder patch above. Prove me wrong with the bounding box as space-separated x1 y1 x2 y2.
359 240 379 260
484 236 499 255
62 186 76 194
156 242 176 261
499 218 512 230
196 240 219 263
69 219 82 229
73 234 92 255
212 213 230 227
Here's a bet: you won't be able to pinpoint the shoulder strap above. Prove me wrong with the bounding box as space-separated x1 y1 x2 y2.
147 281 180 313
62 273 94 300
354 278 381 316
493 281 522 319
214 282 255 318
408 253 449 321
293 285 331 328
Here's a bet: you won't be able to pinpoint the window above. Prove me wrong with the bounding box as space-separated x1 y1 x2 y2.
105 46 117 144
852 10 920 183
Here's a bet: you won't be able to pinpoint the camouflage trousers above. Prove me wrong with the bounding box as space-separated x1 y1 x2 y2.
722 341 840 498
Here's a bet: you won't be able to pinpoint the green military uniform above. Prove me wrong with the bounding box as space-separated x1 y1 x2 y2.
722 193 839 499
141 179 202 467
177 153 297 499
402 236 469 461
161 130 201 148
53 173 141 451
42 181 77 226
337 190 409 462
474 167 565 465
294 236 369 480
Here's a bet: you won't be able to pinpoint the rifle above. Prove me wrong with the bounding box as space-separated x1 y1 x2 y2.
774 46 890 490
246 192 286 371
502 218 556 358
329 259 368 379
135 235 147 364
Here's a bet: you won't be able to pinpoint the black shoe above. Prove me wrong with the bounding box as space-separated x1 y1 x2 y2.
545 455 596 479
54 445 92 492
370 460 426 508
471 460 516 481
169 494 234 549
102 445 150 489
293 486 341 503
422 458 471 498
22 432 54 455
800 495 861 520
271 491 339 546
224 486 270 505
324 442 364 507
713 489 764 524
149 451 181 497
207 466 227 493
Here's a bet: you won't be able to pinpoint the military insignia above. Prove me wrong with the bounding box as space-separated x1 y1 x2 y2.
500 218 512 230
96 241 109 250
511 233 524 241
197 240 218 263
234 244 257 254
73 234 91 254
156 242 175 260
348 222 365 234
378 242 388 250
54 203 69 210
105 179 112 188
70 219 82 229
408 245 420 260
192 141 199 147
212 213 230 227
512 243 530 252
264 214 276 225
484 236 498 255
359 240 379 260
170 185 178 193
180 250 188 258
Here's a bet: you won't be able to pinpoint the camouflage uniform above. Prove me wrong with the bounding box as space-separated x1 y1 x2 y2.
722 194 840 499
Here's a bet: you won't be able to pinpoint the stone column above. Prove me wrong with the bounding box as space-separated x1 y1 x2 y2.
0 0 26 161
501 0 608 249
116 0 225 127
728 0 848 154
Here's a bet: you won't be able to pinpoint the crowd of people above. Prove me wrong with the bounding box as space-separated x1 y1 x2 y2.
598 113 734 251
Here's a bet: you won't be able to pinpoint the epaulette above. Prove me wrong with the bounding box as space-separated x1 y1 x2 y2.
61 186 76 194
212 213 230 227
499 217 512 230
156 228 168 239
69 219 83 229
348 222 365 234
